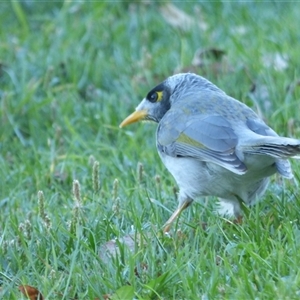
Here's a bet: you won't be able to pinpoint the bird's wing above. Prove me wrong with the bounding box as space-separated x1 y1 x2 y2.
157 112 247 174
246 118 278 137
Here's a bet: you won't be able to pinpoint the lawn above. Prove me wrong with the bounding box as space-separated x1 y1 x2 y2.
1 1 300 299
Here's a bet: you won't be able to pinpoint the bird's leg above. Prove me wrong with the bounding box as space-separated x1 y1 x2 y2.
234 215 243 224
219 195 246 224
163 199 192 233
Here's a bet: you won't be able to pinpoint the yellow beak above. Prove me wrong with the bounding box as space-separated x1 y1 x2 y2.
119 110 148 128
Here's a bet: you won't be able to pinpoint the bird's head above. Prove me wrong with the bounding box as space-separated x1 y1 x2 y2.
119 73 221 128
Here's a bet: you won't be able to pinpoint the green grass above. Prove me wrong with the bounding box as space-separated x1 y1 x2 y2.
1 1 300 299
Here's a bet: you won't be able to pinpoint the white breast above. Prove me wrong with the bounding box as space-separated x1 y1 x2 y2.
158 151 273 216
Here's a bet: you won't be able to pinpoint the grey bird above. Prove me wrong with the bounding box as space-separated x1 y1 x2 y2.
120 73 300 232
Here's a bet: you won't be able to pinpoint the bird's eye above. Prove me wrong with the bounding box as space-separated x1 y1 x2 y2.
149 92 158 103
148 91 163 103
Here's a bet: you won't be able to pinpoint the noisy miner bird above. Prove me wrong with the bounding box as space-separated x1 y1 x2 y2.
120 73 300 232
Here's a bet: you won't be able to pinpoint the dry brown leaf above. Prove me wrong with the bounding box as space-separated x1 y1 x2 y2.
18 285 44 300
160 4 207 31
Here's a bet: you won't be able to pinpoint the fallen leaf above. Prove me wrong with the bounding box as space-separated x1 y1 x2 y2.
18 285 44 300
99 234 147 263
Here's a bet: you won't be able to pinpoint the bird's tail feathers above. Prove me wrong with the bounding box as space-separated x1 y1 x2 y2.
242 136 300 159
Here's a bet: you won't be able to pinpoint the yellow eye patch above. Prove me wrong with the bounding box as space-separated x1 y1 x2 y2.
148 90 164 103
156 91 163 102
